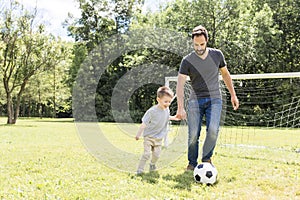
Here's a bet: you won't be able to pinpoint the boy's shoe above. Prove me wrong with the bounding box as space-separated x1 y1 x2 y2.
136 170 143 175
186 164 195 171
149 164 156 172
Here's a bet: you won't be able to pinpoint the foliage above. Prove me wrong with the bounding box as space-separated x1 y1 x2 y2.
67 0 147 122
0 0 70 123
110 0 290 125
118 0 300 124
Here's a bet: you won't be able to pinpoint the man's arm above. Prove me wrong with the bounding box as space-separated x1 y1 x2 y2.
175 73 188 119
220 67 239 110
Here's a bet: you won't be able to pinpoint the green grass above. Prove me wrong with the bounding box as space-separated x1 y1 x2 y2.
0 118 299 199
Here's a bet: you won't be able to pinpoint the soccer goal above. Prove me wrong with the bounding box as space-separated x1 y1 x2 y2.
165 72 300 152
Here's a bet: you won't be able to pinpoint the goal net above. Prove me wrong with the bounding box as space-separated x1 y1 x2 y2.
165 72 300 152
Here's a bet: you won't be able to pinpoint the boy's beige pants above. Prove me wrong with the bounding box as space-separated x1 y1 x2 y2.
137 137 162 172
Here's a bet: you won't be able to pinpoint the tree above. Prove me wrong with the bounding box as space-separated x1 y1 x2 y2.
19 50 72 118
67 0 146 121
67 0 300 122
265 0 300 72
0 1 68 124
67 0 116 50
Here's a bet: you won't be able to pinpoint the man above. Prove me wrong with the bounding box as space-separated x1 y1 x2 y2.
175 25 239 170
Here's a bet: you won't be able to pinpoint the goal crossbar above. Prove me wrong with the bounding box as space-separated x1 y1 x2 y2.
165 72 300 85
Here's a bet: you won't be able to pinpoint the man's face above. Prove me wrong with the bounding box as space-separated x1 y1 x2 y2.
193 35 207 56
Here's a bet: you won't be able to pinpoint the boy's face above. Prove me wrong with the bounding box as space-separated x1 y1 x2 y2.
157 95 172 110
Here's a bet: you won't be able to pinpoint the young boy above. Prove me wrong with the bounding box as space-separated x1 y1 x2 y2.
135 86 178 174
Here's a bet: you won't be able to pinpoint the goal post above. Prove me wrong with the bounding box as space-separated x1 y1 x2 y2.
165 72 300 159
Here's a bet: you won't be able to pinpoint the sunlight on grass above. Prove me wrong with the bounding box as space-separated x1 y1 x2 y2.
0 118 299 199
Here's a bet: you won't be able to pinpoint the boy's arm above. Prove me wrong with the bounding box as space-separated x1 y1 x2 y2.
135 123 146 140
169 115 181 121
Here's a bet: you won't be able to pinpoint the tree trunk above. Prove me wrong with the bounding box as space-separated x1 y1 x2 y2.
28 99 31 117
21 98 25 117
6 92 15 124
6 79 29 124
38 86 42 118
13 96 21 124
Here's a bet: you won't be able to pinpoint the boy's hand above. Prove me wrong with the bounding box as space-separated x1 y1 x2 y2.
169 115 182 121
136 123 146 141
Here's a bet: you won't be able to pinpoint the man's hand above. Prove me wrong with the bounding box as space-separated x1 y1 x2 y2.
231 96 239 110
175 108 187 120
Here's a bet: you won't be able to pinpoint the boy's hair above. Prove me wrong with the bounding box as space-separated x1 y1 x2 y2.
157 86 174 99
192 25 208 41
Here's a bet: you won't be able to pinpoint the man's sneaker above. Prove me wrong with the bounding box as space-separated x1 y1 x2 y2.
186 164 195 171
149 164 156 172
202 159 211 164
136 170 143 175
202 159 214 167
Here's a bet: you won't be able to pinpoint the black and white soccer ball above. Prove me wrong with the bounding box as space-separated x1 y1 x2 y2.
193 162 218 185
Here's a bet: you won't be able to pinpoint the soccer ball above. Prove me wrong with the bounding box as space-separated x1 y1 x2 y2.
193 162 218 185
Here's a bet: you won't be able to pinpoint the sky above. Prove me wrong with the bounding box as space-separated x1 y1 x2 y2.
11 0 171 41
18 0 81 41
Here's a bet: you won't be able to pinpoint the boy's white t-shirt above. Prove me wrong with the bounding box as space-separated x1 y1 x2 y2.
142 105 170 139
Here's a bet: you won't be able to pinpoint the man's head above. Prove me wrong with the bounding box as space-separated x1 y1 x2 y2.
192 25 208 41
192 25 208 56
156 86 174 109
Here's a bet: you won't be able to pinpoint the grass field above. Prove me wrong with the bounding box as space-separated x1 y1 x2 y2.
0 118 299 199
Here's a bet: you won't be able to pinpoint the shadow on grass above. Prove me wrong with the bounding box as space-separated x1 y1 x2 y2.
131 170 219 189
136 171 160 184
0 118 74 126
163 170 195 190
0 123 37 127
31 118 74 123
164 170 220 190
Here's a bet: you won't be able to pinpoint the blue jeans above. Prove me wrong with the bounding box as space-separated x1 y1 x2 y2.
187 98 222 167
